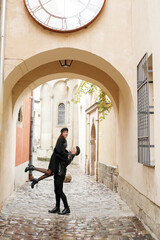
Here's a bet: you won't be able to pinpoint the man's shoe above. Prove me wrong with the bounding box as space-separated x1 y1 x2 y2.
25 165 35 172
58 207 70 215
48 207 60 214
30 178 38 189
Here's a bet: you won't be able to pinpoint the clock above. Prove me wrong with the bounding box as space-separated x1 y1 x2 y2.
24 0 106 33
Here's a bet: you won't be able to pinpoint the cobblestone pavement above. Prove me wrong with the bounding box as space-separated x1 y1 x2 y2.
0 159 155 240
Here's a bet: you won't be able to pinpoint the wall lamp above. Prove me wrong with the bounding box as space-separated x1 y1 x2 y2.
59 59 73 67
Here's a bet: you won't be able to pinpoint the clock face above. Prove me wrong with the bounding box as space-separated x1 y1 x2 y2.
24 0 106 32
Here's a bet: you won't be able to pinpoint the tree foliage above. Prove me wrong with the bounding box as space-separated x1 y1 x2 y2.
74 81 112 121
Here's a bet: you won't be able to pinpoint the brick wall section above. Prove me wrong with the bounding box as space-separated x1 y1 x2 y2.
98 162 119 192
15 93 32 167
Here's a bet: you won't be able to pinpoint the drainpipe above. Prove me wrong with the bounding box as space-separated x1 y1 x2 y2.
29 91 34 180
0 0 6 147
96 110 99 182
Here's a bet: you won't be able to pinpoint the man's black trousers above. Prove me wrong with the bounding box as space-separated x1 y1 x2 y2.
54 174 69 209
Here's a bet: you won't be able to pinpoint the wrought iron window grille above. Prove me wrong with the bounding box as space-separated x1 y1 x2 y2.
137 53 154 166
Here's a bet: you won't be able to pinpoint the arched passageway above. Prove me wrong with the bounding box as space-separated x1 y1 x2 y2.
0 47 135 205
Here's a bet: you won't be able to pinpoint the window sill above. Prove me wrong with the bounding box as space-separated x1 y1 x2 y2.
139 162 155 168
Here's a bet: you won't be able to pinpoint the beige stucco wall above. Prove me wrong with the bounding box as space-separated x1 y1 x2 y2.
99 108 116 166
1 0 160 222
118 0 160 207
78 91 87 172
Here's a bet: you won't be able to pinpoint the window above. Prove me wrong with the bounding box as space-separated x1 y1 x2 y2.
18 107 23 122
58 103 65 125
137 53 154 166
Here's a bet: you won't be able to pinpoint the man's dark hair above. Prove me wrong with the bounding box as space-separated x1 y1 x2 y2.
76 146 80 156
61 127 68 133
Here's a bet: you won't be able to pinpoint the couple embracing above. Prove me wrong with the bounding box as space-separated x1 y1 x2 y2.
25 128 80 215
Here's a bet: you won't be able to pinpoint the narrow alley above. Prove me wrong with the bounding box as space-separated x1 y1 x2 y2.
0 160 154 240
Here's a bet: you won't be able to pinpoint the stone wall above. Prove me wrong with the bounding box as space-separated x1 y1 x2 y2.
14 161 29 189
118 176 160 239
98 162 119 192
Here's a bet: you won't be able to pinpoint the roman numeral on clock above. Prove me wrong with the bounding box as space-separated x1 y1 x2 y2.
32 5 42 13
87 3 99 12
78 14 86 26
62 19 67 30
32 0 53 13
78 0 86 6
44 15 51 25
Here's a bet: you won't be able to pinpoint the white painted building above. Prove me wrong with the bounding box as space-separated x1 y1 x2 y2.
32 78 79 160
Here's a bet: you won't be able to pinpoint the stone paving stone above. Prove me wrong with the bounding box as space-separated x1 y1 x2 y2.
0 159 155 240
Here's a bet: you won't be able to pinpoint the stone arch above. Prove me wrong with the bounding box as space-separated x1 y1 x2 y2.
1 47 135 204
52 79 67 93
40 83 51 99
52 80 68 104
3 48 133 118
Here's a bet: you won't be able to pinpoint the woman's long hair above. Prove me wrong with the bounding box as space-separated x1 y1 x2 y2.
56 133 64 143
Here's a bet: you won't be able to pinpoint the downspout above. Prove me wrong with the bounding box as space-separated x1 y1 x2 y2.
29 91 34 180
96 110 99 182
0 0 6 157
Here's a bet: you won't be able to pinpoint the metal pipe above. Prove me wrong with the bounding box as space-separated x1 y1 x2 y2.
96 111 99 182
0 0 6 148
0 0 6 83
29 92 34 179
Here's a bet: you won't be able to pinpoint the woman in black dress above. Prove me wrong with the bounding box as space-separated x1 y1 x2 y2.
25 127 68 186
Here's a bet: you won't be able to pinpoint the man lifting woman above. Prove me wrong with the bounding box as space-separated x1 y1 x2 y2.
25 128 80 215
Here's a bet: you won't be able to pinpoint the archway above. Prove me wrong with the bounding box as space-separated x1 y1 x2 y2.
0 47 134 205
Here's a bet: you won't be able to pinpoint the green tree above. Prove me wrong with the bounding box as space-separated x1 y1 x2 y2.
74 81 112 121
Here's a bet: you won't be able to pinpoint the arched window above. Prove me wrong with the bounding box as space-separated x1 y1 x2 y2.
18 107 23 122
58 103 65 125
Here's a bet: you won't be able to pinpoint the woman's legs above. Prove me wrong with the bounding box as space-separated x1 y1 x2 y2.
30 170 54 189
25 165 53 176
37 172 54 182
33 167 52 175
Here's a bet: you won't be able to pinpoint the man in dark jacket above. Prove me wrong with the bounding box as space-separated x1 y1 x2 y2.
26 145 80 214
49 146 80 215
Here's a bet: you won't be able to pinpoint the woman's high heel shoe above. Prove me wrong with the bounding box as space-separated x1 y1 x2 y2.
25 165 35 172
30 178 38 189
